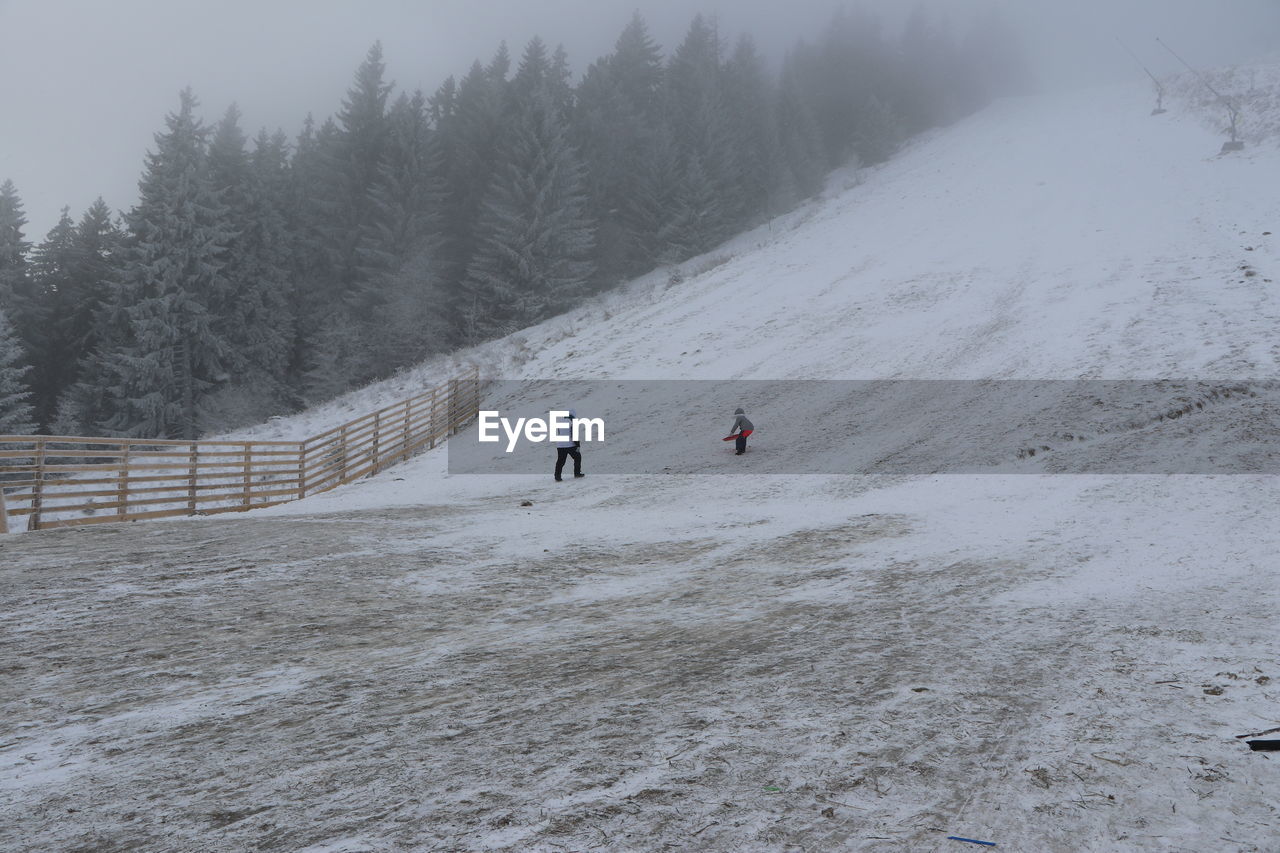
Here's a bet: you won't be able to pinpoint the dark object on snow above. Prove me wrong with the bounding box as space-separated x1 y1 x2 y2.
1234 726 1280 739
1246 740 1280 751
947 838 996 847
1221 140 1245 154
520 500 533 507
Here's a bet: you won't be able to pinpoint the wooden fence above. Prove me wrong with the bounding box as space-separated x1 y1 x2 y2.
0 367 482 532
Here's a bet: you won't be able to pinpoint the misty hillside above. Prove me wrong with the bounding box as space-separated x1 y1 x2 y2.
5 64 1280 852
501 83 1274 384
0 7 1028 441
1168 60 1280 146
231 61 1280 449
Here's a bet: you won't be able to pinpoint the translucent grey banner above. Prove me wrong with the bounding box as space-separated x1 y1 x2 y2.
447 380 1280 475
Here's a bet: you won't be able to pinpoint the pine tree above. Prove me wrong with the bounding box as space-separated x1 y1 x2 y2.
364 246 447 376
292 44 394 401
612 12 665 117
625 127 683 269
42 200 122 435
97 88 233 439
0 308 35 434
287 114 344 385
549 45 574 114
511 36 551 100
853 92 904 165
200 109 296 429
895 7 971 134
576 12 667 279
28 208 78 427
722 35 785 224
290 112 367 402
435 49 511 307
426 74 464 283
462 67 595 343
896 6 942 134
244 128 296 385
64 199 121 362
332 42 393 289
792 9 896 169
0 180 30 306
666 15 724 145
300 317 364 404
206 103 253 359
0 180 39 354
775 58 826 204
246 128 296 378
487 41 511 83
658 155 725 263
662 15 741 252
358 91 439 290
56 282 135 436
289 114 341 294
358 90 448 376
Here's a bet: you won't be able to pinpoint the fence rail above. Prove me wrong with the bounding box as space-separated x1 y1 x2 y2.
0 367 481 532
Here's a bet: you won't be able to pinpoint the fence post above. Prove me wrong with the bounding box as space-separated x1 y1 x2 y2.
428 389 439 449
188 443 198 514
297 441 307 499
372 411 381 474
242 443 252 509
0 480 9 534
116 443 129 520
339 424 349 483
31 440 46 530
402 400 411 463
449 379 460 434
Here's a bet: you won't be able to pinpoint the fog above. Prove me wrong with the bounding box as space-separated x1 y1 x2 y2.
2 0 1278 238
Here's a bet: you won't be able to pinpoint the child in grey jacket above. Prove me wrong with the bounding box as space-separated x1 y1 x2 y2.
729 407 754 455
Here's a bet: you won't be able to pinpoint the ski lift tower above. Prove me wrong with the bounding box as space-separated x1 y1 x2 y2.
1158 37 1244 153
1117 38 1167 114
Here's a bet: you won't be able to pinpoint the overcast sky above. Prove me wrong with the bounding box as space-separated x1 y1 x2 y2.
2 0 1278 240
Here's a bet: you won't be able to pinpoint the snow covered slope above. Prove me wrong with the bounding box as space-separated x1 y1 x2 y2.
529 83 1276 382
5 71 1280 853
229 70 1279 446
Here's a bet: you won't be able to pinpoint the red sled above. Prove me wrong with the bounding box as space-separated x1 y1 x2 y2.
722 429 754 441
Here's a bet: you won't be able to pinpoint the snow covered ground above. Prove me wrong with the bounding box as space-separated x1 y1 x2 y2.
4 71 1280 851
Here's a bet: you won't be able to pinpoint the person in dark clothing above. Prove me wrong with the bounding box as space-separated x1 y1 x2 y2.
555 445 582 480
555 408 584 481
729 407 754 455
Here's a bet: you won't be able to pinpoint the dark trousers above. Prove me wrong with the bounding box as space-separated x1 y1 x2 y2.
555 446 582 479
735 433 747 453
